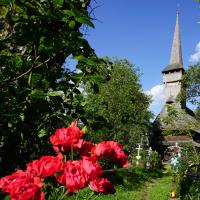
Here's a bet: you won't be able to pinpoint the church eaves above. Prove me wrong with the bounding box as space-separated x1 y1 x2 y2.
162 11 184 73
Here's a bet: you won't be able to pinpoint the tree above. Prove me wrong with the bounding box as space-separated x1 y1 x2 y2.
181 63 200 106
0 0 99 175
84 58 153 153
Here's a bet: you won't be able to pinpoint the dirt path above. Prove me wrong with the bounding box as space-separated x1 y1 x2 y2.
139 174 174 200
140 179 158 200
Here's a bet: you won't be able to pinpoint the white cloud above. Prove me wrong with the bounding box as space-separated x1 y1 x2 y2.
145 84 165 105
189 41 200 62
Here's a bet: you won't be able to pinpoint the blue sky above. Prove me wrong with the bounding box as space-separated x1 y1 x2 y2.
84 0 200 116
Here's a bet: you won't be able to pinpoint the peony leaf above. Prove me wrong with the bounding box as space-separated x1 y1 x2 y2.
38 129 47 138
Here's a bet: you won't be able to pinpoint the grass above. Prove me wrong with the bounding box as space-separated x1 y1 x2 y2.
148 174 174 200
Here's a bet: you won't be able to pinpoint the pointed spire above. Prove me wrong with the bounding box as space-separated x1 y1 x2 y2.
169 11 183 65
162 11 184 73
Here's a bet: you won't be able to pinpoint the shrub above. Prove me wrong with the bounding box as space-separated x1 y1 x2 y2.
0 122 129 200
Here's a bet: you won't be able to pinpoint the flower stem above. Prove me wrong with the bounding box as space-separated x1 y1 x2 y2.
86 192 95 200
64 154 67 162
75 191 79 200
91 193 100 200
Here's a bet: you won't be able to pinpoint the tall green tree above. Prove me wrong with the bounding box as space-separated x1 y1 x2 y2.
84 58 153 153
0 0 99 175
181 63 200 106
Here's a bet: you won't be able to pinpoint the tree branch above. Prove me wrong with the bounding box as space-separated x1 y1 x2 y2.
0 58 50 88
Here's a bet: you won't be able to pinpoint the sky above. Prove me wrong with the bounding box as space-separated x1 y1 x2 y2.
83 0 200 116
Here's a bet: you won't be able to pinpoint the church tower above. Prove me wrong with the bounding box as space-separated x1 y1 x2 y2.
162 11 185 108
152 12 200 154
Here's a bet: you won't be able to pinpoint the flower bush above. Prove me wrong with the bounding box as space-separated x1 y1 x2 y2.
0 121 129 200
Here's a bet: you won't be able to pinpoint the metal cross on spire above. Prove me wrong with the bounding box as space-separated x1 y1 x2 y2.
176 3 180 15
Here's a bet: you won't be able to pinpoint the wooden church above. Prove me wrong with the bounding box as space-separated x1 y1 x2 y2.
152 12 200 156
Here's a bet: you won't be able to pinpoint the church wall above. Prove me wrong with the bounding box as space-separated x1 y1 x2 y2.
164 82 181 101
163 71 182 83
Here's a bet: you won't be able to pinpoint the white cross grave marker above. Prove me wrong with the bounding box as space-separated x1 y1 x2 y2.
146 147 152 169
136 144 142 166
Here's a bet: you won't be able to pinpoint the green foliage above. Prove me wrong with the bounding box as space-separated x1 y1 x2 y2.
161 104 180 136
161 104 198 136
162 105 178 125
130 150 161 170
181 63 200 106
0 0 100 175
84 58 152 153
179 177 200 200
150 151 162 169
162 104 179 136
176 144 200 199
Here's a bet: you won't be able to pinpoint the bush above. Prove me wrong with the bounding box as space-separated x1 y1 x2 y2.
129 149 161 170
176 144 200 199
179 177 200 200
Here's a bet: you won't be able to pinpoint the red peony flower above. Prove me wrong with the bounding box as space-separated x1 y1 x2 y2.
91 141 110 157
79 141 94 157
82 156 104 179
91 141 129 168
72 139 84 149
26 153 64 178
89 178 116 194
107 148 129 168
56 160 89 193
9 180 45 200
50 121 84 149
0 170 44 200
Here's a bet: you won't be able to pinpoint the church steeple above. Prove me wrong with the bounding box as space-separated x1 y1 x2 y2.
169 11 183 66
162 12 185 105
162 11 184 73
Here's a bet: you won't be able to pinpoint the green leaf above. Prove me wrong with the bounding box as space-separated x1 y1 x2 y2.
86 58 97 66
53 0 64 7
71 7 81 18
19 113 25 121
47 91 64 97
38 129 47 138
63 9 74 16
8 122 12 128
0 6 8 18
81 126 87 133
75 17 94 28
73 55 86 61
69 20 76 29
28 71 32 86
38 37 46 52
29 89 46 98
31 73 43 86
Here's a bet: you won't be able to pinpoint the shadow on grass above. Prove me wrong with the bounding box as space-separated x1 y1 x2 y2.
104 167 164 191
